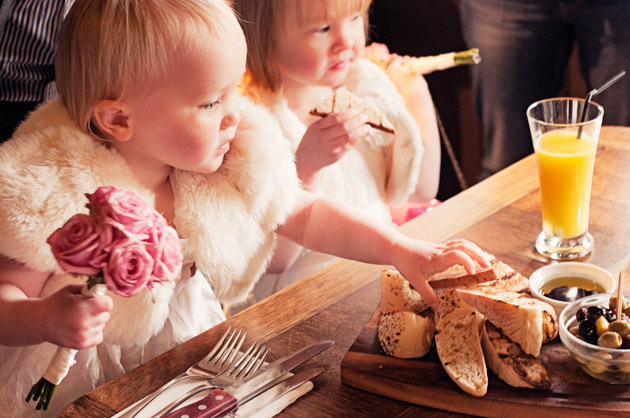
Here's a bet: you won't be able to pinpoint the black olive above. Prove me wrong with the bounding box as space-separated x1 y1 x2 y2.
579 320 597 341
605 308 617 323
586 305 605 321
576 307 588 322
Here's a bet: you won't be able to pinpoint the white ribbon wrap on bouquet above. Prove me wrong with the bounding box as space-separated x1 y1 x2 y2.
403 52 457 75
42 283 107 385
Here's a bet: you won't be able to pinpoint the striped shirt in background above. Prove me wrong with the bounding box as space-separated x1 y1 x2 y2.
0 0 74 102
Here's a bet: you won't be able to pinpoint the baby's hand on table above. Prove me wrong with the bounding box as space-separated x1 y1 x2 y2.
43 284 113 349
392 238 490 310
296 110 370 179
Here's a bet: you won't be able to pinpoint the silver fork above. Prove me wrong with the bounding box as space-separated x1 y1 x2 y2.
130 327 246 418
156 341 270 417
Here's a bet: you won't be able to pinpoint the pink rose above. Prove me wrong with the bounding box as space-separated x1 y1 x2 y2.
145 225 183 285
102 238 154 297
47 214 106 275
86 186 155 235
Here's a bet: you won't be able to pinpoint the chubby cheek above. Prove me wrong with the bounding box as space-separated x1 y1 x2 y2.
280 47 327 79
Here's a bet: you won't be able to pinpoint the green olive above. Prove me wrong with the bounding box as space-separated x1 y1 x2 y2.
595 316 610 336
610 295 628 309
598 331 623 349
608 320 630 338
569 326 581 338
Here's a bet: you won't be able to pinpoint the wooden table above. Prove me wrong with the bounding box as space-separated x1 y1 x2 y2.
59 126 630 418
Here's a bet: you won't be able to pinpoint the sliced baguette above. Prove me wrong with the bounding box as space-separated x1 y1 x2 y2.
456 289 557 357
435 306 488 397
380 269 429 314
428 257 515 290
481 321 553 390
309 86 396 134
378 310 434 358
472 272 529 295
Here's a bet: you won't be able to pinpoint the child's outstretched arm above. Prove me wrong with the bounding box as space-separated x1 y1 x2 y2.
0 256 112 348
276 190 489 309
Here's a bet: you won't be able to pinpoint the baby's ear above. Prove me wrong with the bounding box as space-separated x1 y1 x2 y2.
92 100 133 142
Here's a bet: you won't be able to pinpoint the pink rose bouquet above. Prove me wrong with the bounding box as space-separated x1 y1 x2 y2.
26 186 182 411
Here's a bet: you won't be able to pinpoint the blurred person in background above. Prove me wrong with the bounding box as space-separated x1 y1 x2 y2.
460 0 630 179
0 0 73 143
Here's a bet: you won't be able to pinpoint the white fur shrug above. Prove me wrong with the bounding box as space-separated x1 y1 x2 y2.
0 96 299 347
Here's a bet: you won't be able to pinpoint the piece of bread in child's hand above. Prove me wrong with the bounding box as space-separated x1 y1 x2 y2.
309 86 396 134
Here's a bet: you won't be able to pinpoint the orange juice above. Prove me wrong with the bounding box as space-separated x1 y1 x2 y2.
534 129 597 238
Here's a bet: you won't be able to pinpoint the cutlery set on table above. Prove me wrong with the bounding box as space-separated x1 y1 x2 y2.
116 328 333 418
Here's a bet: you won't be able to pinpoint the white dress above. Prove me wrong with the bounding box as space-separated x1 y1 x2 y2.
0 242 226 418
231 58 425 312
0 96 300 417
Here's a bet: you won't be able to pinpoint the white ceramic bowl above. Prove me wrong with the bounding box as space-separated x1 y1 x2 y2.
529 262 616 316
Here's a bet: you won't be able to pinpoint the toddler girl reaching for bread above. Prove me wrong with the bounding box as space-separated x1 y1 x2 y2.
231 0 442 309
0 0 486 416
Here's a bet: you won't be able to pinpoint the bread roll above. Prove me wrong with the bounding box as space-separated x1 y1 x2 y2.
378 311 434 358
380 269 429 314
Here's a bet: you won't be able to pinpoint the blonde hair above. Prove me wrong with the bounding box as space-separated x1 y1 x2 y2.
234 0 371 93
56 0 241 138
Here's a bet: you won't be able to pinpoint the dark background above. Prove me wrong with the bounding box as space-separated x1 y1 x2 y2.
369 0 586 201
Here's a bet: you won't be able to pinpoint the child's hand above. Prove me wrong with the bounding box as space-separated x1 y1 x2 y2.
296 109 370 183
43 284 113 349
392 238 490 310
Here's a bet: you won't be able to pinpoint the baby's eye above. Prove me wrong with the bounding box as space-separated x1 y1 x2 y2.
314 24 330 33
202 100 220 111
350 13 362 22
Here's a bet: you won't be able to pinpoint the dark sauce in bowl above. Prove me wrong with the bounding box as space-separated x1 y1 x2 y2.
541 276 605 302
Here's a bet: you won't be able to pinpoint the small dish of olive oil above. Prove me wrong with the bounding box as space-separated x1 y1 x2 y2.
539 276 606 302
529 262 616 316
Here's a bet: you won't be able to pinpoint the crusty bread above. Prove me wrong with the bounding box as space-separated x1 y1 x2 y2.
456 289 557 357
378 310 434 358
309 87 396 134
435 306 488 397
481 321 553 390
428 257 515 290
472 272 529 295
523 296 559 344
380 269 429 314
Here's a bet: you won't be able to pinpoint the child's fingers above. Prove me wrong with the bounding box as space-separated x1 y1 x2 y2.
322 112 369 144
410 277 438 310
442 239 490 268
91 294 113 313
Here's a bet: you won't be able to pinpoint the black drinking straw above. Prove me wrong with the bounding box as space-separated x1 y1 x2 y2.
577 70 626 139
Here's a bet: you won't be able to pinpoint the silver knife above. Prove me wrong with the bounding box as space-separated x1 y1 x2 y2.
161 340 333 418
228 367 324 418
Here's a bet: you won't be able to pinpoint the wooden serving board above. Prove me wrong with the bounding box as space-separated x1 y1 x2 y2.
341 308 630 418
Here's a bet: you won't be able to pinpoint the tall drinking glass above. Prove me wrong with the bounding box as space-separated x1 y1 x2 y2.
527 98 604 260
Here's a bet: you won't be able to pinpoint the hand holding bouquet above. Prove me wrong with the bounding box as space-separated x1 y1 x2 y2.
26 186 183 410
